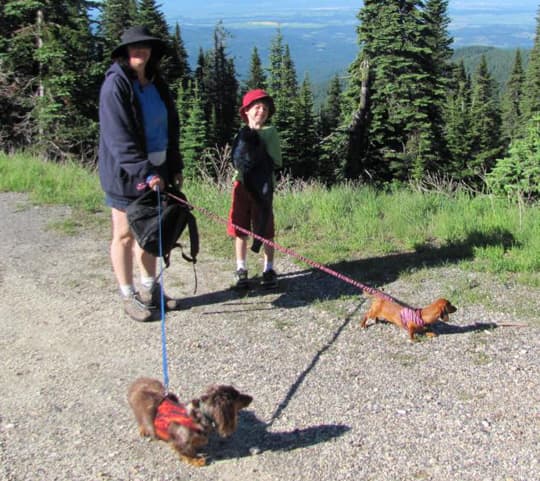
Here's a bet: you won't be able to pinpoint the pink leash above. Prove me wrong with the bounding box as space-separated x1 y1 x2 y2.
165 191 412 308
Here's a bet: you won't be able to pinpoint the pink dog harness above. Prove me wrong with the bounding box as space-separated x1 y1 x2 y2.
400 307 424 328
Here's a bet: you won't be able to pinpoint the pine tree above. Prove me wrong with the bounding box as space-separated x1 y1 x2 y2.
487 115 540 204
520 8 540 127
136 0 179 86
319 74 343 138
244 46 266 93
0 0 32 149
443 60 473 178
420 0 453 173
200 22 238 147
294 75 320 179
181 81 208 179
267 35 299 175
267 28 284 95
501 49 525 146
345 0 450 182
170 22 191 90
136 0 169 40
98 0 137 60
468 55 503 180
176 81 190 133
3 0 100 159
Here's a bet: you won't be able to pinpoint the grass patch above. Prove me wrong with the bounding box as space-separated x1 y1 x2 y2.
1 152 538 287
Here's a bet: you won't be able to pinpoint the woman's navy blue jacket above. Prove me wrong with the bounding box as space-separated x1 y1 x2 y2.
98 62 183 201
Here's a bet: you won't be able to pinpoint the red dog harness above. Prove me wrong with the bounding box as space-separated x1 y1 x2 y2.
400 307 424 328
154 397 203 441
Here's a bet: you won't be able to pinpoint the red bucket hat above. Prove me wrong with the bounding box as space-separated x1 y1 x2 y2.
239 89 275 123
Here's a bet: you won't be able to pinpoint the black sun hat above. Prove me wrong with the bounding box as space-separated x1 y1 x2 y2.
111 25 167 59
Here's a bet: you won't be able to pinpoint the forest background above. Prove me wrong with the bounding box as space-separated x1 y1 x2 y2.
1 0 539 192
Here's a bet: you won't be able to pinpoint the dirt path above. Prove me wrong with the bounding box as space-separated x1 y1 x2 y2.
0 192 538 481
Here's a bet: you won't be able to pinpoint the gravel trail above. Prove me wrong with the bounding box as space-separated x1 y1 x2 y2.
0 192 538 481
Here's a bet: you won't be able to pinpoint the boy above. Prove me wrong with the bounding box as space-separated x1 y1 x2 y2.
227 89 282 289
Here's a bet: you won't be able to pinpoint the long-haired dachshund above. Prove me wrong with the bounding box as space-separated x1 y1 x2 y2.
361 296 457 341
127 377 252 466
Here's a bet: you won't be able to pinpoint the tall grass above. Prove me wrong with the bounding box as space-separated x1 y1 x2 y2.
1 152 538 284
0 152 103 211
275 182 539 275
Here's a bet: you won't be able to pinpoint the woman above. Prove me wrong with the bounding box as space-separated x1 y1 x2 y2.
98 25 183 322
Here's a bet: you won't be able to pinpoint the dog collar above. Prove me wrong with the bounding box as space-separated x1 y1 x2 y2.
199 401 217 430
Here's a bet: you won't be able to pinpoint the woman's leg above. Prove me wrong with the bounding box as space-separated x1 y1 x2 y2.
110 208 135 290
110 208 152 321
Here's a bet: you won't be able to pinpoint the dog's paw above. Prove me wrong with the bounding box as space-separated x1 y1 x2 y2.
180 454 207 467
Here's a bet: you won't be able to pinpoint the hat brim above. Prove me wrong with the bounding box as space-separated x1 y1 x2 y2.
111 38 167 59
239 98 276 123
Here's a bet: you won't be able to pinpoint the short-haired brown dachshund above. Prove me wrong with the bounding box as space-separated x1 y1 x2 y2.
361 296 457 341
128 377 253 466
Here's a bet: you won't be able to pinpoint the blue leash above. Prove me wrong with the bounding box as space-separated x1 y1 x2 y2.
156 186 170 390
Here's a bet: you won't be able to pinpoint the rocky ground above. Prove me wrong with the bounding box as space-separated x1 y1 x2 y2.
0 192 538 481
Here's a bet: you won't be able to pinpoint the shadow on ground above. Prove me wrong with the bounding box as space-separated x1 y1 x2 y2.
179 228 515 311
206 410 351 463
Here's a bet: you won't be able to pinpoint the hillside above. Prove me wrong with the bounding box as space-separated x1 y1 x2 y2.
180 22 532 96
453 46 531 91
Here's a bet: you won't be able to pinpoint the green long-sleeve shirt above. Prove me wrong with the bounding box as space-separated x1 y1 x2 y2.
232 125 282 183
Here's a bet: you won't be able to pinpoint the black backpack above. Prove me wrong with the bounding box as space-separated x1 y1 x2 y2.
126 188 199 268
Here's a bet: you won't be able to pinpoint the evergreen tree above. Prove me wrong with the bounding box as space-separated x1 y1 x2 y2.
170 22 191 90
421 0 454 172
501 49 525 146
136 0 169 40
3 0 100 159
487 115 540 203
319 74 343 138
136 0 179 86
194 47 205 87
98 0 137 60
468 55 503 180
443 60 473 178
318 74 345 184
345 0 450 182
267 32 299 174
181 81 208 179
200 22 238 147
244 46 266 93
520 8 540 127
176 79 191 131
294 75 320 179
0 0 32 150
267 28 284 95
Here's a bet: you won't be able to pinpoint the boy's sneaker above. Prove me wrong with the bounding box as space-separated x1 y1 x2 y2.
261 269 278 289
234 268 249 289
123 293 153 322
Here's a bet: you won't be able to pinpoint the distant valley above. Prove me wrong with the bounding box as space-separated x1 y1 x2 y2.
169 6 536 89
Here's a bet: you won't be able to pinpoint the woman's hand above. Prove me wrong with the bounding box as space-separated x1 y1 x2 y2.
147 175 165 191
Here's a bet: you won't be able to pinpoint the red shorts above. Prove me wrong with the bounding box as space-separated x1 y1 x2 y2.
227 181 275 238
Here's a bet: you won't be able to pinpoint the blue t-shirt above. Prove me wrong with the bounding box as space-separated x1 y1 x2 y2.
134 80 168 162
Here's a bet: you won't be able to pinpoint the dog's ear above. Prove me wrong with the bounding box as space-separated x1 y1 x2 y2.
236 393 253 408
441 307 450 322
446 300 457 313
